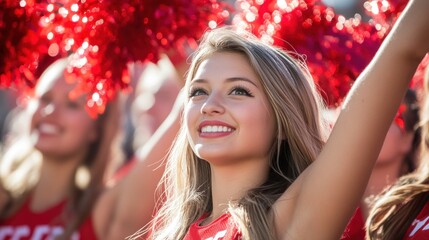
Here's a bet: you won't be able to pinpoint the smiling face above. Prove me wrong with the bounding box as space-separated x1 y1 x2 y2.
185 52 276 166
29 62 98 160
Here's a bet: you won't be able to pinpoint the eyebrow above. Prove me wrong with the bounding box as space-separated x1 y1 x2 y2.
191 77 258 87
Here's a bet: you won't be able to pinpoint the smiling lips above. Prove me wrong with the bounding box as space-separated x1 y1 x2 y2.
37 123 61 135
199 121 235 138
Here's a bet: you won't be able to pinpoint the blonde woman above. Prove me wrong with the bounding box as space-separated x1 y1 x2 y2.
342 88 420 240
137 1 429 239
0 57 182 239
366 66 429 239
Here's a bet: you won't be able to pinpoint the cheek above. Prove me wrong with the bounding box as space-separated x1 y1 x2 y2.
242 104 275 132
184 103 198 132
86 122 99 143
257 116 276 141
69 114 98 141
239 106 276 148
184 103 203 153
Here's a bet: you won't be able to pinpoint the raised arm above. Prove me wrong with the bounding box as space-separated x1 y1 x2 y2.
93 91 183 240
275 1 429 239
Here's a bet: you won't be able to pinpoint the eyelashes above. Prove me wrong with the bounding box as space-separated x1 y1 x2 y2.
37 93 86 110
229 85 253 97
188 87 207 97
188 85 254 98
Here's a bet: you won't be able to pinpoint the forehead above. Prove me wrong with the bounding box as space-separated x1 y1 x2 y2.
35 74 89 105
36 74 75 95
35 59 81 97
193 52 260 83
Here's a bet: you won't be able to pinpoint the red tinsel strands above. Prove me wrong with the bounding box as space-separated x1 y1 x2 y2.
363 0 426 128
409 54 429 100
1 0 231 116
393 54 428 131
394 103 406 131
75 0 229 116
363 0 426 96
67 0 228 115
42 0 231 116
233 0 383 107
363 0 408 38
0 0 52 91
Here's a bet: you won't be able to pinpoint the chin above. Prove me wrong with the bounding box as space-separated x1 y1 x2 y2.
197 152 235 166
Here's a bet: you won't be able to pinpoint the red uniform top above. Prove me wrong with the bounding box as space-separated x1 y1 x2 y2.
341 207 366 240
183 213 241 240
403 201 429 239
0 197 97 240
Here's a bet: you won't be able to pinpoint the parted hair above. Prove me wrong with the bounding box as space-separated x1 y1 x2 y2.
144 26 329 240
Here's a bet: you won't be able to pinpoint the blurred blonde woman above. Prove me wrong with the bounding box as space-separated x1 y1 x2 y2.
342 88 420 240
366 65 429 240
0 57 182 240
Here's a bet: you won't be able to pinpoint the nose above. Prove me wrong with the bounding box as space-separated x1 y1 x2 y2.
201 92 225 115
40 103 55 117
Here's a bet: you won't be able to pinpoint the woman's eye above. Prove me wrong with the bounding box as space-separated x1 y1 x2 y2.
67 101 80 109
230 87 253 96
66 98 86 109
189 88 207 97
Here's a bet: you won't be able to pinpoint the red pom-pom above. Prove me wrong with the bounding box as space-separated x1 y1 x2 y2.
0 1 52 91
363 0 408 38
63 0 231 115
409 54 429 100
233 0 385 107
363 0 427 94
1 0 231 116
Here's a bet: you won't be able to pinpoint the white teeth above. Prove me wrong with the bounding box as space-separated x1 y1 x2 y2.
201 125 233 133
38 123 60 134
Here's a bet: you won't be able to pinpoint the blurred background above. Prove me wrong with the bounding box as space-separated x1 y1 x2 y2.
0 0 364 145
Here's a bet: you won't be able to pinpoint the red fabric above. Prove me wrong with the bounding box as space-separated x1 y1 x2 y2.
183 213 241 240
341 207 366 240
110 157 137 183
0 0 232 117
403 201 429 239
0 197 97 240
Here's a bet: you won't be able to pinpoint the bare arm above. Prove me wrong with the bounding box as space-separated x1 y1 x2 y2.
274 1 429 239
93 92 183 240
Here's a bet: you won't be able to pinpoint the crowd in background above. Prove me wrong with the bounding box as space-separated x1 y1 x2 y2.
0 0 428 240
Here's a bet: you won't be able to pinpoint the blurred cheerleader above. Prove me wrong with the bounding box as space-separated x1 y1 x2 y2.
0 57 182 240
366 65 429 240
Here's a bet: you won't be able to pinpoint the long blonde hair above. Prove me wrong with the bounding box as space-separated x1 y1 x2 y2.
146 26 328 240
366 67 429 239
0 58 123 239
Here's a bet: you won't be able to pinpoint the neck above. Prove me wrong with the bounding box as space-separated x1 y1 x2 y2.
207 158 269 223
31 154 82 212
361 157 404 218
